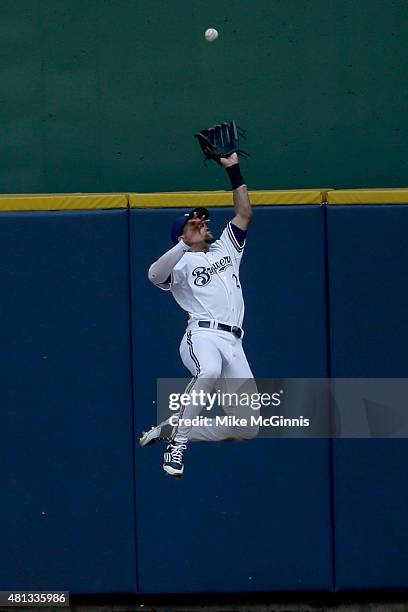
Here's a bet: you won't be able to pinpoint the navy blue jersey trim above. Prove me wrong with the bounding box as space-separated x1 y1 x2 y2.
227 221 246 252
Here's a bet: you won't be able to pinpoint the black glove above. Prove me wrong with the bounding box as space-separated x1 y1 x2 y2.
195 120 248 164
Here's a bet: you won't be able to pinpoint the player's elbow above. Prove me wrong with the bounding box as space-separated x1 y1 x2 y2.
148 265 160 285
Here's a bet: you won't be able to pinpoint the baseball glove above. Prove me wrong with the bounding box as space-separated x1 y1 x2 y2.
195 120 248 164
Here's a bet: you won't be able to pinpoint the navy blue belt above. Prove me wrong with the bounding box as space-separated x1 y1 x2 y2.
198 320 243 338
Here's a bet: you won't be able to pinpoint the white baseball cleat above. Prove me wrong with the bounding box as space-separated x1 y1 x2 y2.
139 419 174 447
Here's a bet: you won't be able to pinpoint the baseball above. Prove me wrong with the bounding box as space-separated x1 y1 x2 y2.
205 28 219 42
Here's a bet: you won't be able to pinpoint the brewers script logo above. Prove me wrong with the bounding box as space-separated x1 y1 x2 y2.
192 256 232 286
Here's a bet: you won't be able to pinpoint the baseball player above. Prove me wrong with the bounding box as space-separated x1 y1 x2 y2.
139 121 258 477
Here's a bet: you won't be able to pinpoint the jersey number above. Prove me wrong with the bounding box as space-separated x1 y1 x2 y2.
232 274 240 289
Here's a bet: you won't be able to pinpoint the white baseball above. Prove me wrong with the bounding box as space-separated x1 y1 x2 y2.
205 28 219 42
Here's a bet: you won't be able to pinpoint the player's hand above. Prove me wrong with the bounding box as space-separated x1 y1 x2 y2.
219 152 239 168
182 213 209 246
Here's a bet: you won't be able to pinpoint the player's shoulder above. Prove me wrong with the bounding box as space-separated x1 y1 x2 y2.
209 239 228 256
216 221 247 253
209 239 223 251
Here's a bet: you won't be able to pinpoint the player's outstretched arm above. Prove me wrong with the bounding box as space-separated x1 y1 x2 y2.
148 241 189 285
220 153 253 230
148 216 208 285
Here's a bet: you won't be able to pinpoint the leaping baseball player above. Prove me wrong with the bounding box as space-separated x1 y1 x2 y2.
139 121 258 477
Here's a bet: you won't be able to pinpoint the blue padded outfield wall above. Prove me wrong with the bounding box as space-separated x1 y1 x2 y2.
327 205 408 590
131 205 331 593
1 194 408 594
0 209 137 594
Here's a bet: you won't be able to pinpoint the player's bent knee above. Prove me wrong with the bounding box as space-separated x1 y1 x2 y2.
237 423 259 441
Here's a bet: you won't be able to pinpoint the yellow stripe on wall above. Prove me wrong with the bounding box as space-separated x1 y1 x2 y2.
2 189 408 211
327 189 408 205
0 194 128 212
129 189 329 208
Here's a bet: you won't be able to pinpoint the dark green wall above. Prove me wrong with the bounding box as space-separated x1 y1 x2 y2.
1 0 408 193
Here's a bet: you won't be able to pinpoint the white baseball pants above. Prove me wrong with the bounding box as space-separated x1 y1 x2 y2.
173 321 259 444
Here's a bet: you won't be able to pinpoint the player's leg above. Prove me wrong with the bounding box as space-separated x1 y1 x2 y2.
218 341 259 440
186 335 259 442
173 330 223 442
162 330 224 476
139 329 222 451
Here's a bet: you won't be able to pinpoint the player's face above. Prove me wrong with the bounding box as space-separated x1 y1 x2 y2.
202 219 214 243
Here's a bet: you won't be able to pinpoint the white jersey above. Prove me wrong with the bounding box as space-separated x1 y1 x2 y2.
159 221 246 327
